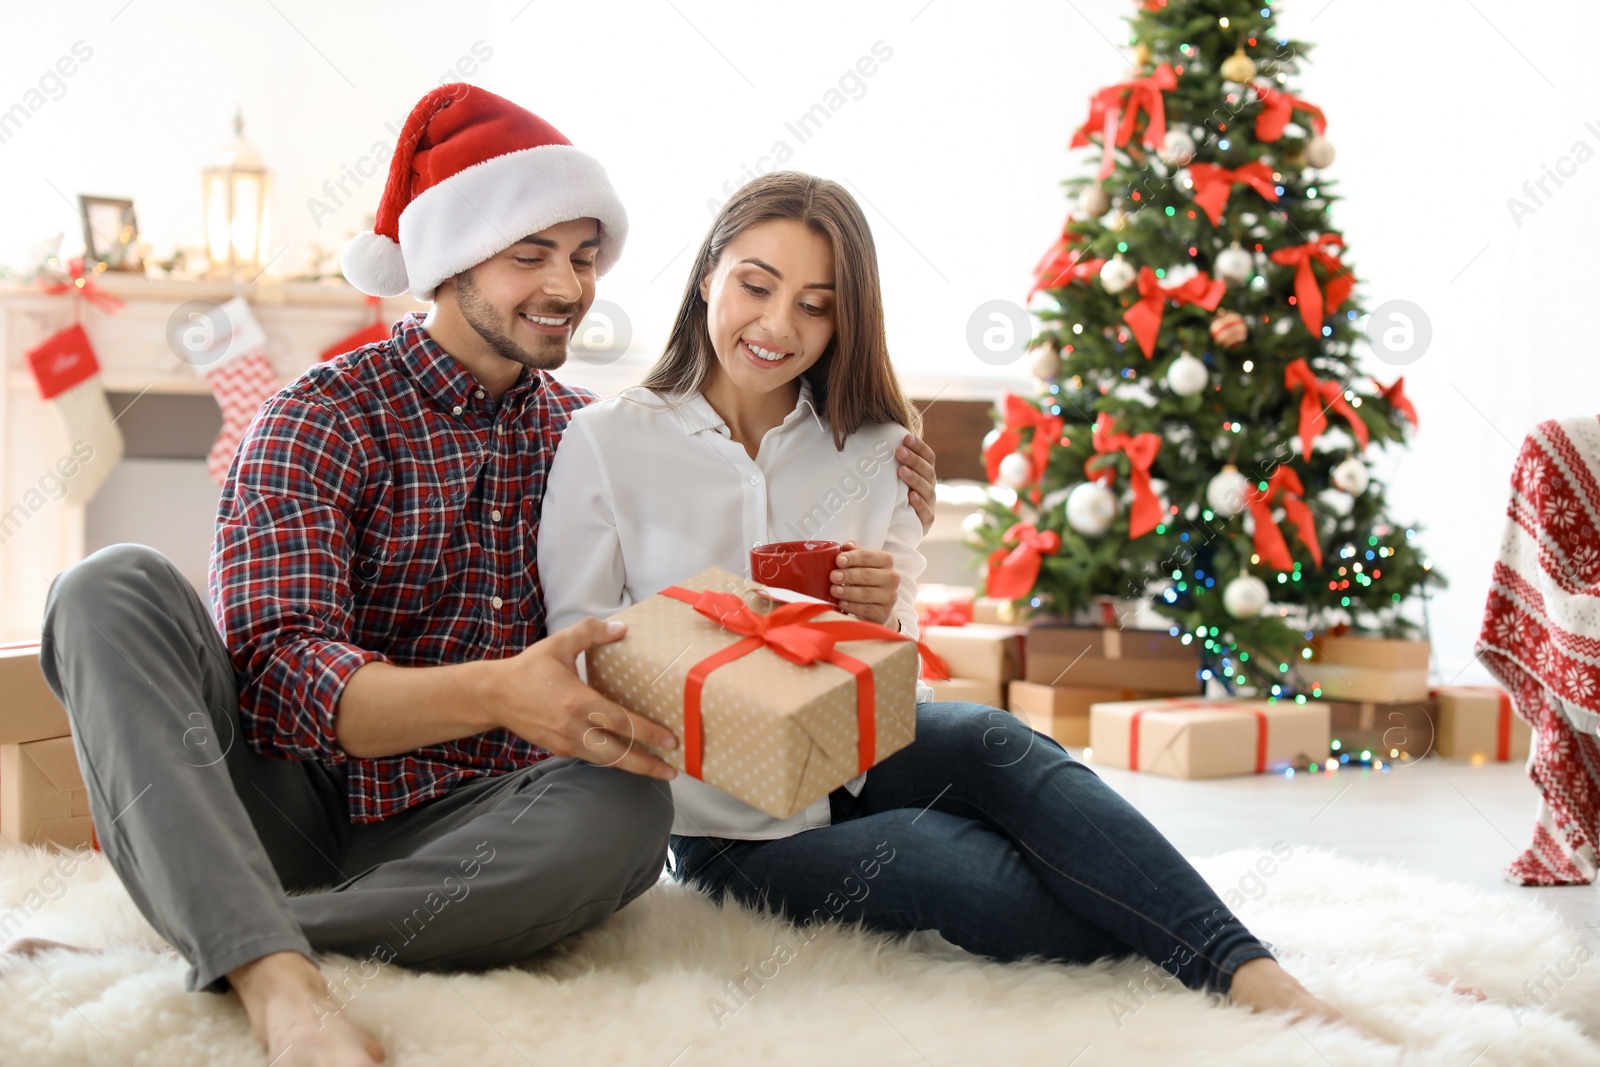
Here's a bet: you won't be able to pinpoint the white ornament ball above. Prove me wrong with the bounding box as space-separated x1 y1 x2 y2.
1214 242 1253 284
1078 185 1112 218
1100 257 1137 294
961 510 988 545
996 451 1033 490
1223 574 1271 618
1160 130 1196 166
982 427 1002 452
1065 481 1118 536
1166 352 1209 397
1304 135 1336 169
1030 343 1063 380
1205 466 1252 517
1331 456 1370 496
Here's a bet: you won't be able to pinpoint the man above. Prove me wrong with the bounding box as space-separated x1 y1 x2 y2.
23 85 939 1067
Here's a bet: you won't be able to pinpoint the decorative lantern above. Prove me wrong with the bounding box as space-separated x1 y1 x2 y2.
203 110 272 280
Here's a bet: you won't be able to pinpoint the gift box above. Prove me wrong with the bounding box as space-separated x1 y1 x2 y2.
927 677 1004 708
1024 624 1200 693
1008 682 1164 747
1306 635 1430 702
1324 698 1437 760
1433 685 1532 762
0 642 71 745
921 624 1028 683
586 566 923 819
1088 697 1331 779
1 737 94 849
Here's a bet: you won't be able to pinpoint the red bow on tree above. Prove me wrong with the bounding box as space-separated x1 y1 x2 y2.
1084 413 1163 538
1284 358 1369 460
1030 232 1102 296
1269 234 1353 336
1187 161 1281 226
37 257 126 315
1123 266 1226 359
1377 377 1418 428
1070 63 1179 180
1253 84 1327 143
984 393 1064 504
986 522 1061 600
1246 466 1322 572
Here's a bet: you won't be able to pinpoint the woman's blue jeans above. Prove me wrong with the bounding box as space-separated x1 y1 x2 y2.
669 701 1276 996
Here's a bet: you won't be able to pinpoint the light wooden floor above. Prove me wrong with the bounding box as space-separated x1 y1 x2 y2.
1073 750 1600 930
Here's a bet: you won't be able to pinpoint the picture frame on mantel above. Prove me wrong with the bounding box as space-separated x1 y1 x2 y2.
78 195 142 273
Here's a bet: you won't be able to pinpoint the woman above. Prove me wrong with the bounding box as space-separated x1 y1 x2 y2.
537 171 1348 1027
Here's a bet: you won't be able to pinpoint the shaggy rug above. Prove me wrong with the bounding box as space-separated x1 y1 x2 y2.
0 843 1597 1066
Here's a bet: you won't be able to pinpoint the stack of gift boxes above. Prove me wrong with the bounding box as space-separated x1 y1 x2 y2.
0 643 94 850
914 584 1029 709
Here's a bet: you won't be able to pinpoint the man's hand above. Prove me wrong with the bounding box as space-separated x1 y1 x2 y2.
897 432 938 535
831 541 902 627
491 618 679 780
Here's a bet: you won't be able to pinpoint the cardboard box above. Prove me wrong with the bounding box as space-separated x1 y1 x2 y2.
927 677 1004 707
1434 685 1532 761
1306 635 1430 702
1 737 94 849
1088 697 1331 779
587 566 920 819
1024 625 1200 693
1008 682 1165 747
1324 698 1437 760
0 642 71 745
921 624 1028 683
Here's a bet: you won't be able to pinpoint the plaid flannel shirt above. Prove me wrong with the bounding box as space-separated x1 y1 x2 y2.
208 312 593 823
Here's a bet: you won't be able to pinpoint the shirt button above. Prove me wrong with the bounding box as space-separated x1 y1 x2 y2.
749 475 761 485
496 425 505 436
491 595 504 609
491 509 503 522
452 405 464 416
475 388 485 399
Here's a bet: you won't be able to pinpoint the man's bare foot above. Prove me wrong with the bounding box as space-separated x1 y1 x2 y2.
229 951 385 1067
1 936 91 959
1226 957 1385 1041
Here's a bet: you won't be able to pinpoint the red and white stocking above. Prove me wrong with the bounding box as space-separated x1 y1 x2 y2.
191 296 279 484
24 323 124 505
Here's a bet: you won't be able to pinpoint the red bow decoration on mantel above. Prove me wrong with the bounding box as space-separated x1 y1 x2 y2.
1284 358 1369 460
1030 233 1103 296
984 393 1064 503
986 522 1061 600
1246 466 1322 572
1269 234 1353 336
37 256 126 316
1377 377 1418 428
1253 83 1327 143
1070 63 1179 180
1122 266 1226 359
1085 413 1163 538
1187 161 1281 226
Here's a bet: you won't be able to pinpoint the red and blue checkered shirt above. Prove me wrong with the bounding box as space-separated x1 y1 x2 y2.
209 313 594 823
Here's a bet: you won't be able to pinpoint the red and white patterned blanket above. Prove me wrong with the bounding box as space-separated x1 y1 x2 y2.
1476 416 1600 885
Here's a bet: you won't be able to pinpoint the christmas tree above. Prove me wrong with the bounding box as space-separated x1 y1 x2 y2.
971 0 1443 702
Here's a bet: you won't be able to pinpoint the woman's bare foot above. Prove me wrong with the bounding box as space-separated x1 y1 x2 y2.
1 936 92 959
1226 957 1384 1040
229 951 385 1067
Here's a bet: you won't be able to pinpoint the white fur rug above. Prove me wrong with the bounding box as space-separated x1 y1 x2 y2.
1 843 1597 1066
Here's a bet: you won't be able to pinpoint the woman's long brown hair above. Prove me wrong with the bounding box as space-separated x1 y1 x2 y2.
640 171 919 449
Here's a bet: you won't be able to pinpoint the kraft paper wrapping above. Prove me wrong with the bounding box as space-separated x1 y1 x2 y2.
921 624 1027 682
1023 625 1200 692
1 737 94 849
1088 698 1330 779
927 677 1004 707
1307 635 1431 702
0 643 71 746
1434 685 1532 761
1008 682 1165 747
586 566 919 819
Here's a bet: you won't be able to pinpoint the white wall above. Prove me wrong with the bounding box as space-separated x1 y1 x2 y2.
3 0 1597 683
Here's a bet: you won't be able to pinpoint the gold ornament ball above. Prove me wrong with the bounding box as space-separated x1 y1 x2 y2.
1209 310 1249 348
995 600 1018 624
1133 43 1151 67
1220 45 1256 83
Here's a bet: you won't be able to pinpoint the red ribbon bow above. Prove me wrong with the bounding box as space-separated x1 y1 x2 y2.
1070 63 1179 180
985 523 1061 600
1377 377 1418 428
37 256 125 315
917 601 974 629
660 586 948 782
984 394 1064 504
1246 466 1322 571
1284 358 1369 460
1187 161 1281 226
1270 234 1353 336
1128 700 1269 773
1253 84 1327 143
1030 233 1104 296
1084 413 1163 538
1122 266 1226 359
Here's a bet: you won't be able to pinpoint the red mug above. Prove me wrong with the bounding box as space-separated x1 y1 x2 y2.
750 540 841 604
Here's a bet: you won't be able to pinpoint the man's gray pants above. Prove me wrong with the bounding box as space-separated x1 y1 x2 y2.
37 543 674 993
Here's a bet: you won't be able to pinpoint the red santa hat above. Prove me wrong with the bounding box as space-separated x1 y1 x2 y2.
340 85 628 301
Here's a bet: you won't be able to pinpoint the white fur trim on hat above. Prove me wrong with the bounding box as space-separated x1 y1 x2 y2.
340 230 411 298
396 143 628 302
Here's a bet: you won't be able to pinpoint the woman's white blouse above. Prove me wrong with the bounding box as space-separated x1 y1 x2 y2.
537 380 930 840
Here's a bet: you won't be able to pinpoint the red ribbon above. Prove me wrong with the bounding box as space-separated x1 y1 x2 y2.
1128 700 1269 773
1377 377 1418 428
1030 232 1102 296
1270 234 1353 336
1070 63 1179 180
659 586 948 781
1284 358 1368 460
1123 266 1226 359
985 523 1060 600
984 394 1064 504
37 256 125 315
1246 466 1322 571
917 601 974 629
1084 413 1163 538
1253 84 1327 143
1188 161 1281 226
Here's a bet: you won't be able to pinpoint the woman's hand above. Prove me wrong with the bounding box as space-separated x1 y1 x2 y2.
897 433 938 536
831 540 902 627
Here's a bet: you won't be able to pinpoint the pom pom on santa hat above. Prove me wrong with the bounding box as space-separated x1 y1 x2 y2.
340 85 628 301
